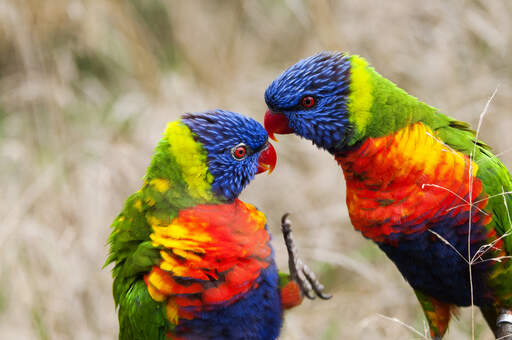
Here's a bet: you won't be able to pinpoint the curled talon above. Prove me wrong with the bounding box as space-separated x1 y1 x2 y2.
302 263 332 300
281 213 332 301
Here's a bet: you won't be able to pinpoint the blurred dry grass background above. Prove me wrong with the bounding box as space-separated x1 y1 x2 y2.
1 1 512 339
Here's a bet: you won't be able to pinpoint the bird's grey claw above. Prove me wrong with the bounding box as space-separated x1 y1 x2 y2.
281 213 332 301
303 264 333 300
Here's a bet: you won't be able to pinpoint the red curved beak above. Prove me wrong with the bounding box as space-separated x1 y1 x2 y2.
256 142 277 175
264 109 294 142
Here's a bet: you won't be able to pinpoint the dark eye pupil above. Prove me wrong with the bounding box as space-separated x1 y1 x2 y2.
231 143 248 160
302 96 314 107
235 147 245 157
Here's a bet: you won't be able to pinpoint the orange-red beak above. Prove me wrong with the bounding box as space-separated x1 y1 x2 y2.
264 109 294 142
256 142 277 175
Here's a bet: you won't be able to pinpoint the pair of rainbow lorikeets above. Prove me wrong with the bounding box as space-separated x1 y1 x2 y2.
107 52 512 339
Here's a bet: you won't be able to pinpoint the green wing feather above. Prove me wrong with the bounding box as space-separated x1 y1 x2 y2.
428 114 512 304
426 115 512 250
106 130 202 339
106 190 171 340
118 280 170 340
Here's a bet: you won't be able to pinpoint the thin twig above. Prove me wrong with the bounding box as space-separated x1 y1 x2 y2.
445 191 512 213
421 183 488 215
467 86 498 340
477 145 512 165
429 230 469 264
377 314 429 339
474 187 512 262
475 256 512 264
425 131 466 161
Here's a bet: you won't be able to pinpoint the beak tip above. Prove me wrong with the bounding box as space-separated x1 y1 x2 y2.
269 133 279 142
256 141 277 175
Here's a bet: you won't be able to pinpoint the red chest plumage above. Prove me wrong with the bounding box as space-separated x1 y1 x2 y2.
144 199 273 323
335 123 491 243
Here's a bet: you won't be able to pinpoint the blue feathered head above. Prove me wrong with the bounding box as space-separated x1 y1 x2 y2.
182 110 276 201
264 52 352 153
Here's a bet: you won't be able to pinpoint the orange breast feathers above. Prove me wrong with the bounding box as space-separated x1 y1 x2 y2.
335 122 491 242
143 199 272 323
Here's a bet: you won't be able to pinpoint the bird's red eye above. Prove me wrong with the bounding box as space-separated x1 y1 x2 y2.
231 144 247 160
302 96 315 108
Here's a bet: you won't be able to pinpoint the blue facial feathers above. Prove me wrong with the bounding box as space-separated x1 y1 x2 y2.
182 110 269 201
264 52 352 153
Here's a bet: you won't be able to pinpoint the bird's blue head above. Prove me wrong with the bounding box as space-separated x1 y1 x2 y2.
181 110 276 201
264 52 352 153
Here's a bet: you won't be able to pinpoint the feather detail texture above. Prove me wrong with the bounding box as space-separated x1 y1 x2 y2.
264 52 512 338
106 110 285 340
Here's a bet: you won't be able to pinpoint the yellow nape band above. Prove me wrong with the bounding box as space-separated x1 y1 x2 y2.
348 55 373 140
164 121 213 201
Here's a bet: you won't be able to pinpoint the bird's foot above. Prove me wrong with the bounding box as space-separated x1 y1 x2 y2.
281 213 332 300
497 309 512 339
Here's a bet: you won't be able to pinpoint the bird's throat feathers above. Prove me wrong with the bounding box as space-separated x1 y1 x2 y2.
346 55 439 146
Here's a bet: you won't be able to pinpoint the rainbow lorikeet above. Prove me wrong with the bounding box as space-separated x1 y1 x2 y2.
264 52 512 339
106 110 329 340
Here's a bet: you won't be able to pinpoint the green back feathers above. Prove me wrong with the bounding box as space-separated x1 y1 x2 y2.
347 55 441 144
347 55 491 158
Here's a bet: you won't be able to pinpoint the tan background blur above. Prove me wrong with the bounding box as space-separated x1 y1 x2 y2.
1 1 512 339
